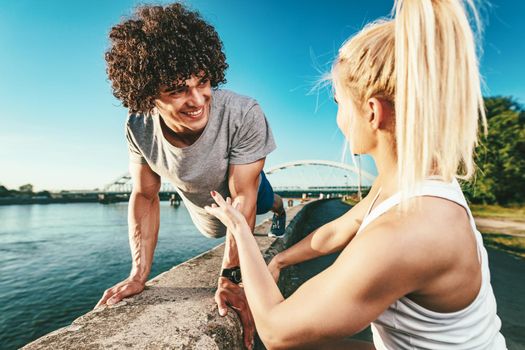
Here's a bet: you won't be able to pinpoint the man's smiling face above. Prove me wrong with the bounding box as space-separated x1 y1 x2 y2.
154 74 212 135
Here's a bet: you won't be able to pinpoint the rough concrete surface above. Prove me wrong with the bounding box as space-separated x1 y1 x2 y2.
23 202 308 350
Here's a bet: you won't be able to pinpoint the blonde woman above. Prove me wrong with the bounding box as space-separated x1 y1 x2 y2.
205 0 507 349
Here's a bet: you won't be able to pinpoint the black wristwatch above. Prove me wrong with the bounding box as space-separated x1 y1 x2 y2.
221 266 242 284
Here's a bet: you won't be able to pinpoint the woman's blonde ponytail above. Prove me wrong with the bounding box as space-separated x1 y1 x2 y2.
394 0 486 201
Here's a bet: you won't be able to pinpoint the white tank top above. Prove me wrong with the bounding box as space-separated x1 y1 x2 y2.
356 178 507 350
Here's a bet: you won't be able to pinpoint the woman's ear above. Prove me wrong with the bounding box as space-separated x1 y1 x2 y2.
367 97 382 130
367 97 392 131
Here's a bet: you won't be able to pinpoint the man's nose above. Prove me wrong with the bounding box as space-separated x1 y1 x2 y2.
187 87 205 106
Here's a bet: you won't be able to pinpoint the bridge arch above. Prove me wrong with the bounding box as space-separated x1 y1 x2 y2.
103 160 376 194
103 173 177 193
266 159 375 182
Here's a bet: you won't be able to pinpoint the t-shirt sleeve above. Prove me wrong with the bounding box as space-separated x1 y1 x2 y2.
229 103 276 165
125 121 147 164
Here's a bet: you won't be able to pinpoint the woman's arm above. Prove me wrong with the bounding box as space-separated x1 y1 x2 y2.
205 191 425 350
269 178 381 277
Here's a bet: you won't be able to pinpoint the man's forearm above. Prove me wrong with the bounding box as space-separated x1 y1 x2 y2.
128 191 160 283
221 193 256 269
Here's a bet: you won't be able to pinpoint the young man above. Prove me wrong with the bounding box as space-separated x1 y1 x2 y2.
95 3 285 348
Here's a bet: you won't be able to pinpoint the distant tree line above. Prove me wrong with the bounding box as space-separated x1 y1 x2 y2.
462 96 525 205
0 184 51 198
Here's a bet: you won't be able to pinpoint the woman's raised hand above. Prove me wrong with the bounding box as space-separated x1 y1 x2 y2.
204 191 250 236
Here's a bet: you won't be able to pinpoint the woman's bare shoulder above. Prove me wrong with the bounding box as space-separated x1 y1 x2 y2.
363 195 472 246
342 196 475 288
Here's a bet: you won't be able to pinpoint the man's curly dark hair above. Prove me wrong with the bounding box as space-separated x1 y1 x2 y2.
105 3 228 114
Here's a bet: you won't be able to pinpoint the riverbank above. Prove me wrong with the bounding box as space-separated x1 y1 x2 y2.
19 199 524 349
22 202 307 349
1 201 233 350
0 196 99 205
0 192 180 205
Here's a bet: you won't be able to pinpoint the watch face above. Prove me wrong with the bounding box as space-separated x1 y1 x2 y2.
222 267 242 284
232 270 242 284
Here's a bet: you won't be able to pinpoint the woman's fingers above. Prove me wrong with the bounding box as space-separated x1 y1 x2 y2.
207 191 240 220
206 192 250 237
204 202 228 222
210 191 236 211
207 192 235 223
232 197 242 210
210 190 227 207
204 205 220 216
205 206 233 230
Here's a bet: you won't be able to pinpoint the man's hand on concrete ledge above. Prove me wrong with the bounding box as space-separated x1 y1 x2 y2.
94 278 145 308
215 277 255 350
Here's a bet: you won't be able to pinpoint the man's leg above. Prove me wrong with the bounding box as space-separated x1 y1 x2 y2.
255 172 286 237
271 193 285 215
269 193 286 237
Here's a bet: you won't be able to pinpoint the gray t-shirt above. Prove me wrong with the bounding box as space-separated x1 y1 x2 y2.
125 89 276 238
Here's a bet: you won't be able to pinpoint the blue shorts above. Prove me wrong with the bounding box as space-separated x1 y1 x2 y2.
256 171 275 215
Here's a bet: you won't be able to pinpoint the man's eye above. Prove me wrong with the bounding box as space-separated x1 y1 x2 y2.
199 79 209 86
169 89 185 95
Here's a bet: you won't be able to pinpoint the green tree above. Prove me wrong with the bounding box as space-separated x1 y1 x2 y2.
35 190 51 198
19 184 34 193
0 185 10 197
463 97 525 205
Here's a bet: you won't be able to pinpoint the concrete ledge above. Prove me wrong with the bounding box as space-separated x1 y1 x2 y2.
23 202 309 350
263 198 326 263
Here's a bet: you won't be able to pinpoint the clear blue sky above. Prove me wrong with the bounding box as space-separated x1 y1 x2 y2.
1 0 523 191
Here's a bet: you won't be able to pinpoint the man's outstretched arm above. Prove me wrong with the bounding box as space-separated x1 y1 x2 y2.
214 158 264 350
95 162 161 307
222 158 263 268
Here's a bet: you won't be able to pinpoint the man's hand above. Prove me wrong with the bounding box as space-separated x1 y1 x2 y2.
95 278 145 308
215 277 255 350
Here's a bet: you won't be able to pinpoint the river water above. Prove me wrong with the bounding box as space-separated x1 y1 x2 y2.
0 202 272 349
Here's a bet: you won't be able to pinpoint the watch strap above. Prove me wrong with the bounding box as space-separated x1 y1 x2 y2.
221 266 242 284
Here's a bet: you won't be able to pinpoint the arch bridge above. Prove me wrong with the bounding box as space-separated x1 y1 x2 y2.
265 159 374 198
100 159 375 202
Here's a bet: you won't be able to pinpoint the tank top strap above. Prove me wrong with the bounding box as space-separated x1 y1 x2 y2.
365 188 383 217
357 178 482 263
357 191 402 234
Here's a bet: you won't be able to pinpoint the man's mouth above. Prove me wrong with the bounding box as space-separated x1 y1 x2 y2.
181 107 204 118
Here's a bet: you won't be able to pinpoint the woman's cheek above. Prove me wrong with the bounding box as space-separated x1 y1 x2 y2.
337 109 351 138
